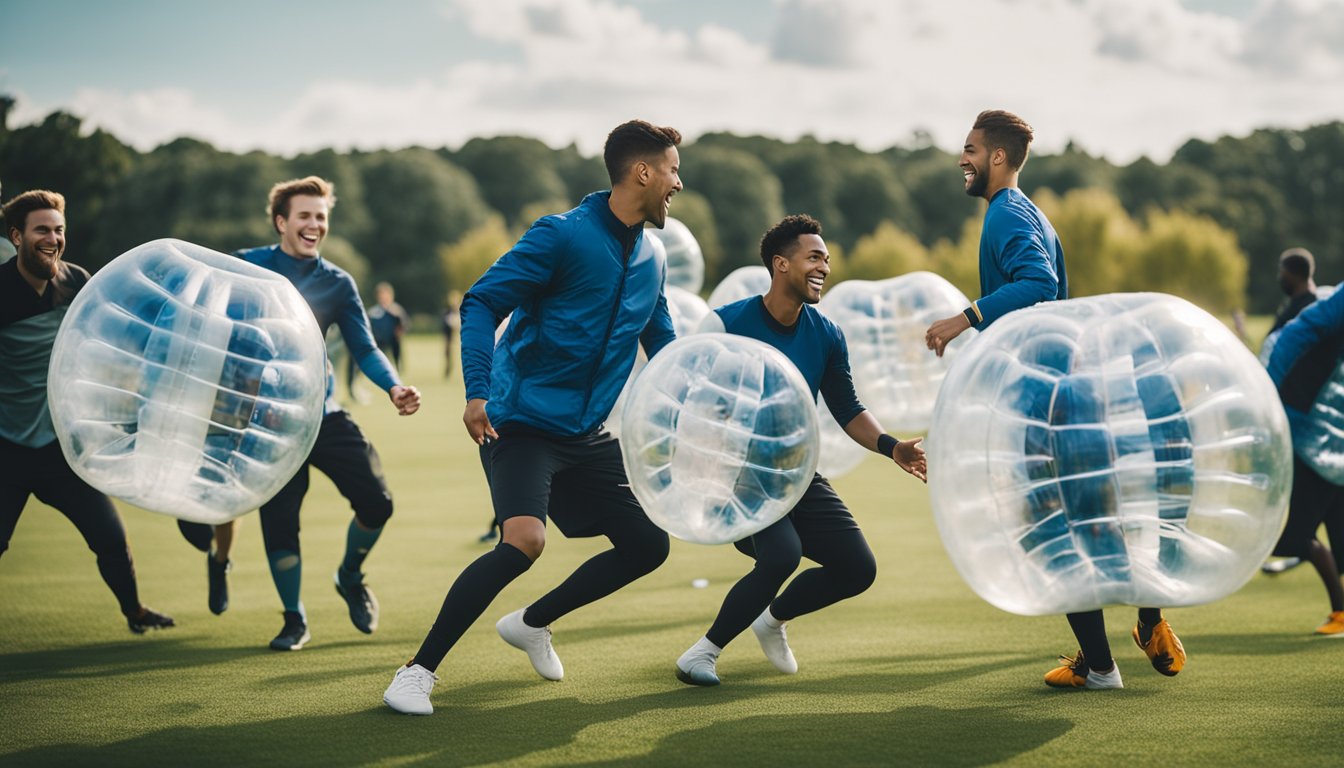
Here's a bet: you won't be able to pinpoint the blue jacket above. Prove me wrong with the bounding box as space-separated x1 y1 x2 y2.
975 187 1067 328
461 191 677 435
1267 286 1344 418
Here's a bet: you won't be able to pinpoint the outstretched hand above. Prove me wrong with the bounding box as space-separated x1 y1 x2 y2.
891 436 927 483
925 313 971 357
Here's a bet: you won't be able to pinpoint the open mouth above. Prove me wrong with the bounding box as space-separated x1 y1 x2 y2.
807 276 825 291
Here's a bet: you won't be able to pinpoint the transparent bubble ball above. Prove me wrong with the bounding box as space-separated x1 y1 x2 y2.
928 293 1291 616
707 266 771 310
820 272 975 432
48 239 327 524
816 394 868 479
621 333 820 544
646 217 705 294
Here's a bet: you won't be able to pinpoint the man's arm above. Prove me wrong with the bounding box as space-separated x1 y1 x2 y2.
1267 288 1344 387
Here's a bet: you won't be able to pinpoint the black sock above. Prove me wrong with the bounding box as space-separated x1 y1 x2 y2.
1066 610 1113 673
411 543 533 672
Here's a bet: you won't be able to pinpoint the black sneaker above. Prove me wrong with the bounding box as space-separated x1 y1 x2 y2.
126 606 176 634
334 570 379 634
269 611 310 650
207 553 231 615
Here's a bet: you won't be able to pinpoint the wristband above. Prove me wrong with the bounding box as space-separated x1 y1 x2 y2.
877 433 899 458
963 305 980 327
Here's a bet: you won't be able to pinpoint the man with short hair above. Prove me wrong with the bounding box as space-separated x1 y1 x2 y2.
383 120 681 715
674 214 927 686
0 189 175 634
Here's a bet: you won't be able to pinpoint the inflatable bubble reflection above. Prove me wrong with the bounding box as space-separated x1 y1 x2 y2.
820 272 975 432
646 217 704 294
48 239 327 524
928 293 1291 616
621 334 819 544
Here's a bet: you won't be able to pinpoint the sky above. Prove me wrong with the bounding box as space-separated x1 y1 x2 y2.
3 0 1343 163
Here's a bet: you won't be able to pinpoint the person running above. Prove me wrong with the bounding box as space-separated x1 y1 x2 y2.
674 214 927 686
0 189 174 634
383 120 681 715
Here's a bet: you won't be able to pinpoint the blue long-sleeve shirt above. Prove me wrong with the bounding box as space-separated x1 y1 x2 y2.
714 296 865 428
235 245 399 413
974 187 1067 328
461 191 677 436
1267 286 1344 416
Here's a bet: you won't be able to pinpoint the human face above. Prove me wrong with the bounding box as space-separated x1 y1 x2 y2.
276 195 329 258
960 129 992 199
13 208 66 285
642 146 682 228
778 233 830 305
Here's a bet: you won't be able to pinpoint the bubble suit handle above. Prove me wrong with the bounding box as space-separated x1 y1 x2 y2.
620 334 820 545
48 239 327 524
927 293 1291 616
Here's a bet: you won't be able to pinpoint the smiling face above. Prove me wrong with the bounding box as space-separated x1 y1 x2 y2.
276 195 329 258
641 145 683 229
776 233 830 305
960 128 993 199
12 208 66 287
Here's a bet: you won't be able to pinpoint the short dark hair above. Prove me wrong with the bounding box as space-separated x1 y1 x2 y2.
1280 247 1315 280
973 109 1034 171
3 189 66 235
603 121 682 184
267 176 335 232
759 214 823 273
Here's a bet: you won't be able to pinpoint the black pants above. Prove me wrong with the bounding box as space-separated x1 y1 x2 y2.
1275 455 1344 559
706 475 877 649
259 410 392 555
0 437 141 614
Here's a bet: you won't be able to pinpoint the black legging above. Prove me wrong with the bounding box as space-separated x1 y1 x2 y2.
706 516 877 649
0 439 142 615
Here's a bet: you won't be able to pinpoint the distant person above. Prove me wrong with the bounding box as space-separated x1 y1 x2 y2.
927 110 1183 690
368 282 410 371
383 120 681 716
442 290 461 380
1 189 175 634
674 214 927 687
182 176 421 650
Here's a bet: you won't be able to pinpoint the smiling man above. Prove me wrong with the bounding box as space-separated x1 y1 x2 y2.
674 214 927 687
188 176 421 651
0 189 175 635
924 109 1067 357
384 120 681 716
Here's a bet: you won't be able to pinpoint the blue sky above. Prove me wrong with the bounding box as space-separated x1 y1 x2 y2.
3 0 1340 162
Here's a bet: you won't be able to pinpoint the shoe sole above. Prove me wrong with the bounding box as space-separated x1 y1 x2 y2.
675 666 720 687
270 630 311 651
383 695 432 715
334 577 378 634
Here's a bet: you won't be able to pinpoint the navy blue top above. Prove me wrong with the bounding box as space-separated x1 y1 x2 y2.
234 245 399 412
976 187 1068 328
460 191 677 436
715 296 865 428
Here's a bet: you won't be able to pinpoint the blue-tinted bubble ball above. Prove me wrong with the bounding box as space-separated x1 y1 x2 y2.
620 333 820 544
48 239 327 524
928 293 1291 615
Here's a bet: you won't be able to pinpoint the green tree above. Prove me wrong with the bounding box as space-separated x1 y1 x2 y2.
451 136 570 228
440 215 514 293
927 219 982 299
845 221 931 282
1033 187 1139 298
1123 209 1247 314
679 144 784 283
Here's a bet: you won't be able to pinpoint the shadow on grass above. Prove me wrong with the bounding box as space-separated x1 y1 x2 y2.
1179 631 1327 656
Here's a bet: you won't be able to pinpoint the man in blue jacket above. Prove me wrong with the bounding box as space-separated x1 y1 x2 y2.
383 120 682 715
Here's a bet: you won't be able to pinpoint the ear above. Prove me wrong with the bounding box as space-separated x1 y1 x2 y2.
8 227 19 248
274 214 287 234
991 147 1007 167
773 253 789 273
634 160 651 186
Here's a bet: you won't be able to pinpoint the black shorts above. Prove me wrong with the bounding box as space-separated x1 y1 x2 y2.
783 474 860 536
1274 455 1344 557
480 425 646 538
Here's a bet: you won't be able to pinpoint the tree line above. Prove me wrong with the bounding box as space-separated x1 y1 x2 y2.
2 100 1341 317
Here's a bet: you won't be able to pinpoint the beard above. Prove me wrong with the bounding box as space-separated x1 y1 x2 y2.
964 168 989 198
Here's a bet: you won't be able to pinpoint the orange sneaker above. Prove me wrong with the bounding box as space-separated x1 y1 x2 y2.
1133 619 1186 676
1044 651 1088 688
1315 611 1344 636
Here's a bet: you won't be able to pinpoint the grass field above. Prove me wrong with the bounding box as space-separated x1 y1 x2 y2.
1 332 1335 767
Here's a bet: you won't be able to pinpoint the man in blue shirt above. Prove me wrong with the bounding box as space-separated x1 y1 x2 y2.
1 189 175 634
383 120 681 715
183 176 421 650
928 111 1184 690
674 214 927 686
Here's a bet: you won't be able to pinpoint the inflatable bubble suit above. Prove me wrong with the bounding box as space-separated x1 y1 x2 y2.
928 293 1291 616
820 272 975 433
621 333 820 544
48 239 327 525
707 266 771 310
605 286 711 438
646 217 705 294
816 394 868 479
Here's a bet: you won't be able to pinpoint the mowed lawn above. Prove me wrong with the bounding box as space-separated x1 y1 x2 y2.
0 332 1335 767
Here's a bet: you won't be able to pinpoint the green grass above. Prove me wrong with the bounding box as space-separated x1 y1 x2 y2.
0 333 1332 767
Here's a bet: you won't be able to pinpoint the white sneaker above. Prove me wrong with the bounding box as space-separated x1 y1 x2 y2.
383 663 438 715
675 638 722 686
751 610 798 674
1084 663 1123 690
496 608 564 681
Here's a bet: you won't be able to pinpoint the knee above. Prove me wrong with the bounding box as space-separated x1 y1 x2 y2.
356 494 394 529
502 521 546 561
846 555 878 596
633 527 670 573
756 548 802 582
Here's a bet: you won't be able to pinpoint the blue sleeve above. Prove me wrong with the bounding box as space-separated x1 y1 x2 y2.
1267 288 1344 387
975 209 1060 328
460 217 566 401
335 275 400 392
640 268 677 358
819 332 865 427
